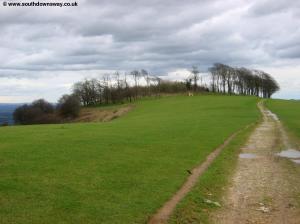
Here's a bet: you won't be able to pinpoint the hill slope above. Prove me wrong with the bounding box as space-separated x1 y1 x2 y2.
0 95 259 224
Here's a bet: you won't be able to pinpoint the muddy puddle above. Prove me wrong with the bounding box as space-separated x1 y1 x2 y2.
292 159 300 164
264 110 279 121
276 149 300 164
239 153 257 159
276 149 300 158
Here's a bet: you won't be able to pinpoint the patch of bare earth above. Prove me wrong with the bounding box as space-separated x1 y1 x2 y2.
213 102 300 224
73 105 134 123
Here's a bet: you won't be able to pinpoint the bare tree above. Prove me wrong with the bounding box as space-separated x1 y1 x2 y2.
130 70 141 99
141 69 151 96
191 66 200 91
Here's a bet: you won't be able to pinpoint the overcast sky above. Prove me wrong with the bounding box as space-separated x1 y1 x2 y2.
0 0 300 103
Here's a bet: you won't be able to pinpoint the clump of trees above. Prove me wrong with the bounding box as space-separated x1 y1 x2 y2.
13 99 57 125
13 95 81 125
57 94 81 118
209 63 279 98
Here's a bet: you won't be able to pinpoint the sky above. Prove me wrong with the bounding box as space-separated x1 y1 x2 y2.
0 0 300 103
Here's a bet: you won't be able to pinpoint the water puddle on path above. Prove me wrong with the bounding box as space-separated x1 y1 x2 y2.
264 110 279 121
291 159 300 164
276 149 300 159
239 153 257 159
276 149 300 164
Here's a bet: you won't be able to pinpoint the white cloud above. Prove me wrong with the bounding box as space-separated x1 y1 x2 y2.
261 66 300 100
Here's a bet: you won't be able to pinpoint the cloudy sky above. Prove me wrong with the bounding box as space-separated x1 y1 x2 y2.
0 0 300 103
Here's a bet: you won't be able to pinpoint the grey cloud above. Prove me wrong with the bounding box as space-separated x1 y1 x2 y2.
277 46 300 59
247 0 300 17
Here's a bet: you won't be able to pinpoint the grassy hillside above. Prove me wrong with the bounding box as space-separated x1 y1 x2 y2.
266 99 300 139
0 95 259 224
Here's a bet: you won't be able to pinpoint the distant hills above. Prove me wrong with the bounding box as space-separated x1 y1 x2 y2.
0 104 21 125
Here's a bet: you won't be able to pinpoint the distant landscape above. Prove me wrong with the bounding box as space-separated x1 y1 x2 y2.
0 104 20 125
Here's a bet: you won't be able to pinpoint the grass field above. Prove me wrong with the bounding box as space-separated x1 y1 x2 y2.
266 99 300 139
0 95 259 224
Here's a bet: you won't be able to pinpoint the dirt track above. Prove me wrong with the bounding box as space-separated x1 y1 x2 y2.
213 102 300 224
148 127 243 224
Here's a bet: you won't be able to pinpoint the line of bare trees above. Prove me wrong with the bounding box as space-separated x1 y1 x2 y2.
209 63 279 98
72 70 208 106
72 64 279 106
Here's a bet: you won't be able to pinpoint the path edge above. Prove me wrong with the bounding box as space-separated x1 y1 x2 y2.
148 121 257 224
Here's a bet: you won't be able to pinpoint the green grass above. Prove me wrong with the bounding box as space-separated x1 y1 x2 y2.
169 121 257 223
0 95 259 224
266 99 300 141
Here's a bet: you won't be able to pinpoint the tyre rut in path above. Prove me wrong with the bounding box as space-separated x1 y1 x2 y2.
213 101 300 224
148 126 248 224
